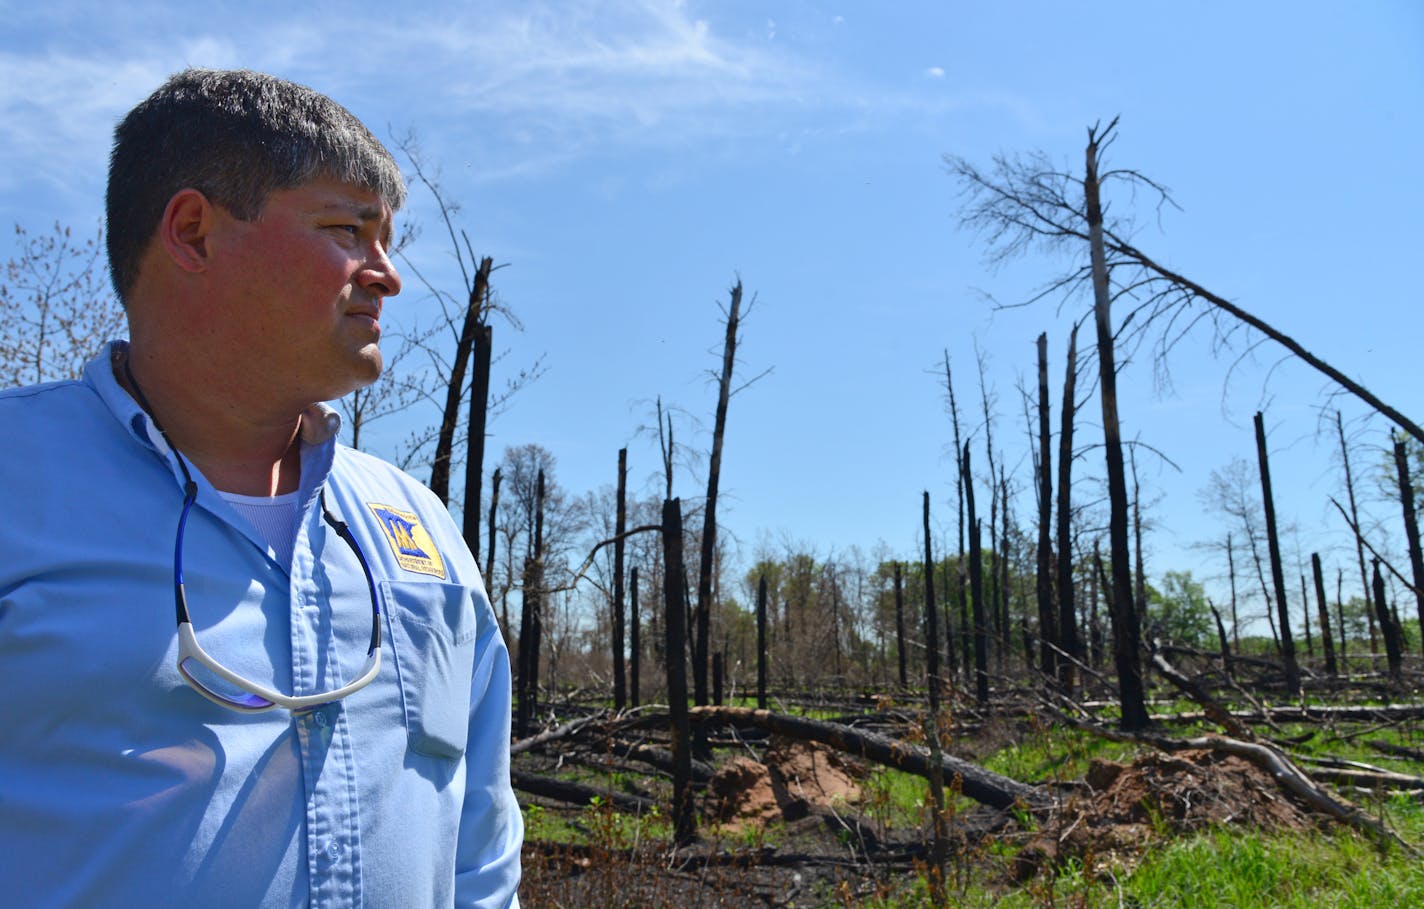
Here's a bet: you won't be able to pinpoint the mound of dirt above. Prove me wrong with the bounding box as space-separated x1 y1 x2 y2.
704 736 865 831
1014 748 1318 880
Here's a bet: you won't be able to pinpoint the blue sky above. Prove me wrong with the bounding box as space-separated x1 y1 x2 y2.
3 1 1422 625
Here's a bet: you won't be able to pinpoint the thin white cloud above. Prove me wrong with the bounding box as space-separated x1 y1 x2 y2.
0 0 1044 204
926 66 946 79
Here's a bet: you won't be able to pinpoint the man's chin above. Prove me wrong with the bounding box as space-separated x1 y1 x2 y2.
327 353 383 401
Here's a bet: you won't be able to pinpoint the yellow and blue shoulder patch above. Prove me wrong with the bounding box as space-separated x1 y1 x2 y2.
367 503 447 579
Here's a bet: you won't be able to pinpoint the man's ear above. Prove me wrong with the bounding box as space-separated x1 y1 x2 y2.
158 188 215 273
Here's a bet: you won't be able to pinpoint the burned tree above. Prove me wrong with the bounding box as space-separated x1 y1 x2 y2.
951 120 1149 727
1255 412 1301 695
1056 324 1081 690
963 444 990 704
1312 552 1338 677
612 448 629 708
1035 332 1056 677
694 282 756 705
1392 432 1424 652
661 498 696 845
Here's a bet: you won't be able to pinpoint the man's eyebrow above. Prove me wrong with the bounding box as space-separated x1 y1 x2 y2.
318 201 395 244
317 201 385 221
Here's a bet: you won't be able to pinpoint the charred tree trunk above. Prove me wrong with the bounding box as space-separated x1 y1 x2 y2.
516 556 535 738
1131 449 1147 634
517 469 548 737
944 350 970 686
964 445 989 704
1089 540 1103 667
1300 573 1314 658
1254 411 1301 695
1337 411 1378 655
756 573 768 709
464 321 492 558
1392 433 1424 653
999 471 1012 663
1209 601 1232 674
921 491 949 906
1227 533 1241 653
894 562 909 687
661 498 696 845
695 282 744 707
1312 553 1338 677
1056 323 1080 691
940 558 957 680
430 256 492 503
1085 123 1148 729
612 448 628 709
486 467 502 631
1373 559 1404 684
1036 335 1055 676
630 566 642 708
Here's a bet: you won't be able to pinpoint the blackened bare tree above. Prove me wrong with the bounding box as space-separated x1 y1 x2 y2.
1056 324 1081 690
1336 411 1379 653
1034 333 1056 676
1312 552 1338 677
613 448 629 708
963 444 989 704
1373 559 1404 684
1392 432 1424 652
1255 412 1301 694
695 282 744 705
1084 122 1147 728
947 121 1423 446
661 498 696 845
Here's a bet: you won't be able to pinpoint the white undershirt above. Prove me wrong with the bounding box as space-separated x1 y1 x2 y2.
220 490 301 568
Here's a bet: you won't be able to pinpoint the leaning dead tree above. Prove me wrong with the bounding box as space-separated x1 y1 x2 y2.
947 119 1424 447
945 116 1424 722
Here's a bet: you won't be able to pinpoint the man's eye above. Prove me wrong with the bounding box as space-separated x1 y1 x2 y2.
328 224 360 235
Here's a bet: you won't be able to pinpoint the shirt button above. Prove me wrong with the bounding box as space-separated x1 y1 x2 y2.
328 841 344 859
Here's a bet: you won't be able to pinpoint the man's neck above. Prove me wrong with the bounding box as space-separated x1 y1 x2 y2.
117 344 304 497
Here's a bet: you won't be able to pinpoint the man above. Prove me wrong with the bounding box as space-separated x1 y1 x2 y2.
0 69 522 907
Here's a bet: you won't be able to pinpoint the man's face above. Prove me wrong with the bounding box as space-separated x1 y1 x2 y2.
206 176 402 406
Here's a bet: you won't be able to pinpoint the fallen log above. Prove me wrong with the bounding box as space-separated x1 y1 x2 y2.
511 713 609 756
685 705 1045 811
1367 739 1424 763
511 769 659 814
606 738 716 783
1303 766 1424 792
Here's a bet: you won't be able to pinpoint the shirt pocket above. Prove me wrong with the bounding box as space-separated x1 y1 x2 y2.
382 580 478 759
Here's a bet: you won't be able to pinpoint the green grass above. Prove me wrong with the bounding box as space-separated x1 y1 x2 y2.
850 819 1424 908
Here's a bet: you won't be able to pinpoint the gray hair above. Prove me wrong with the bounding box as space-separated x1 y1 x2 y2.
106 69 406 301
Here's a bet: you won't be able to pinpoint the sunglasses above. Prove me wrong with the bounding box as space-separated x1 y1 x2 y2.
173 481 383 713
126 354 381 713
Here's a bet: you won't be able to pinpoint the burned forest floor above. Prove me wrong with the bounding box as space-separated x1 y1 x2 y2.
512 659 1424 907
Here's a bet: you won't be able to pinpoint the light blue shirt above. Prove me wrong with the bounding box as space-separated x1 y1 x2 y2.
0 343 522 908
